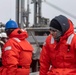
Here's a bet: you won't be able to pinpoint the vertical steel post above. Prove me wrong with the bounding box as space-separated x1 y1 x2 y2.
33 0 37 27
16 0 20 27
16 0 25 28
26 0 30 27
38 0 42 25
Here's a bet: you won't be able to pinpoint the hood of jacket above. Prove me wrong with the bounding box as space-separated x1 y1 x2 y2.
8 28 28 40
54 15 74 39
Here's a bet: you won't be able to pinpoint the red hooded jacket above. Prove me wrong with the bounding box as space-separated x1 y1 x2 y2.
40 18 76 75
0 28 33 75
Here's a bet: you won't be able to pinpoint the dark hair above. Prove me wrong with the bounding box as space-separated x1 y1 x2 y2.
5 28 16 36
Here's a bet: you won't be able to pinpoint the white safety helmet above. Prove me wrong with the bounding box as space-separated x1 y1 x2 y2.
1 32 7 38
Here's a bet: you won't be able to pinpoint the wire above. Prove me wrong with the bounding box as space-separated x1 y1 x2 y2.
43 1 76 19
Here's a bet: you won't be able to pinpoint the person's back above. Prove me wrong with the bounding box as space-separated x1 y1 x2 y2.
0 20 33 75
39 15 76 75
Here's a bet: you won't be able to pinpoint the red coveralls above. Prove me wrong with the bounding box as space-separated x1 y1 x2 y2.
0 28 33 75
40 20 76 75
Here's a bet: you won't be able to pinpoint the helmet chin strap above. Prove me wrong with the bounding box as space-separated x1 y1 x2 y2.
54 30 62 42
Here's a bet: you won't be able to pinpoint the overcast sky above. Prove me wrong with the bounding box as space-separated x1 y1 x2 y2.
0 0 76 27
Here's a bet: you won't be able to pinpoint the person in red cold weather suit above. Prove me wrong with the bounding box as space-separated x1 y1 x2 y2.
0 20 33 75
40 15 76 75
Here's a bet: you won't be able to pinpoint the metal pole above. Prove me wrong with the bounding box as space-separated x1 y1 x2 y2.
38 0 42 25
16 0 25 28
26 0 30 27
16 0 20 27
21 0 25 28
34 0 37 27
